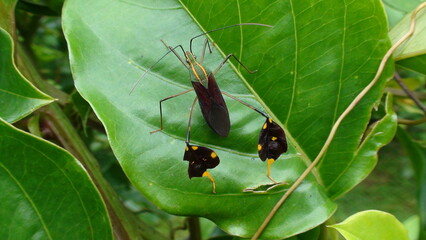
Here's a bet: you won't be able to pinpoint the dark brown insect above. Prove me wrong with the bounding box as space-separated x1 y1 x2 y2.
258 118 288 182
131 23 287 193
183 144 220 193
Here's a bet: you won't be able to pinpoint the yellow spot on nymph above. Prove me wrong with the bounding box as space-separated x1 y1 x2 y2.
271 136 277 141
192 146 199 150
211 152 217 158
185 146 189 151
268 158 275 164
263 123 267 129
268 118 273 123
257 144 262 151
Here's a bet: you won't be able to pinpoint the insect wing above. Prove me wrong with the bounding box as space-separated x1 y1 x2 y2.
183 144 220 178
258 119 287 161
192 74 230 137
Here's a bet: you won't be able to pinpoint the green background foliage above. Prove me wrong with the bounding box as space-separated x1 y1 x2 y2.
62 0 394 238
1 0 425 239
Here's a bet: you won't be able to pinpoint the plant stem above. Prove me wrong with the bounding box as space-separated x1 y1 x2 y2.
188 217 202 240
386 88 426 100
394 72 426 115
397 117 426 125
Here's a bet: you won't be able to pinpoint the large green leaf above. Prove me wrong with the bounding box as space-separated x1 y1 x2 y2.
63 0 391 238
329 210 410 240
0 118 112 239
390 6 426 74
0 28 53 123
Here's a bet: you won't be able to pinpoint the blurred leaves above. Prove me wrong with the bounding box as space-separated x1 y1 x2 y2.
383 0 424 28
390 6 426 74
16 0 58 16
397 127 426 239
404 215 420 240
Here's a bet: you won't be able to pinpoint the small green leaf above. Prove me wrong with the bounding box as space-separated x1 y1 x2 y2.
27 114 42 137
391 7 426 59
403 215 420 240
0 28 53 123
0 118 112 239
390 6 426 74
329 210 410 240
397 55 426 75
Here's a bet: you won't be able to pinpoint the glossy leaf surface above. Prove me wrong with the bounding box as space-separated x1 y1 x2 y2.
63 0 392 238
0 118 112 240
329 210 409 240
323 94 397 199
0 28 53 123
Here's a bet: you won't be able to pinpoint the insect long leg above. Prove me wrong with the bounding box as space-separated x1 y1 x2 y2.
184 97 219 193
199 38 215 64
150 89 194 134
222 92 284 183
185 96 199 144
160 40 189 69
129 43 189 95
213 53 257 75
221 92 268 118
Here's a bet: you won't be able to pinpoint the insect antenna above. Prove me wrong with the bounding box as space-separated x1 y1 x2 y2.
129 44 187 95
189 23 273 53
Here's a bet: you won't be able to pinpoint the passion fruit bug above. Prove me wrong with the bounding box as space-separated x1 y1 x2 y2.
130 23 287 193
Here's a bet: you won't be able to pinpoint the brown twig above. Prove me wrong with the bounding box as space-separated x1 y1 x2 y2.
398 117 426 125
394 72 426 115
386 88 426 100
187 217 202 240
